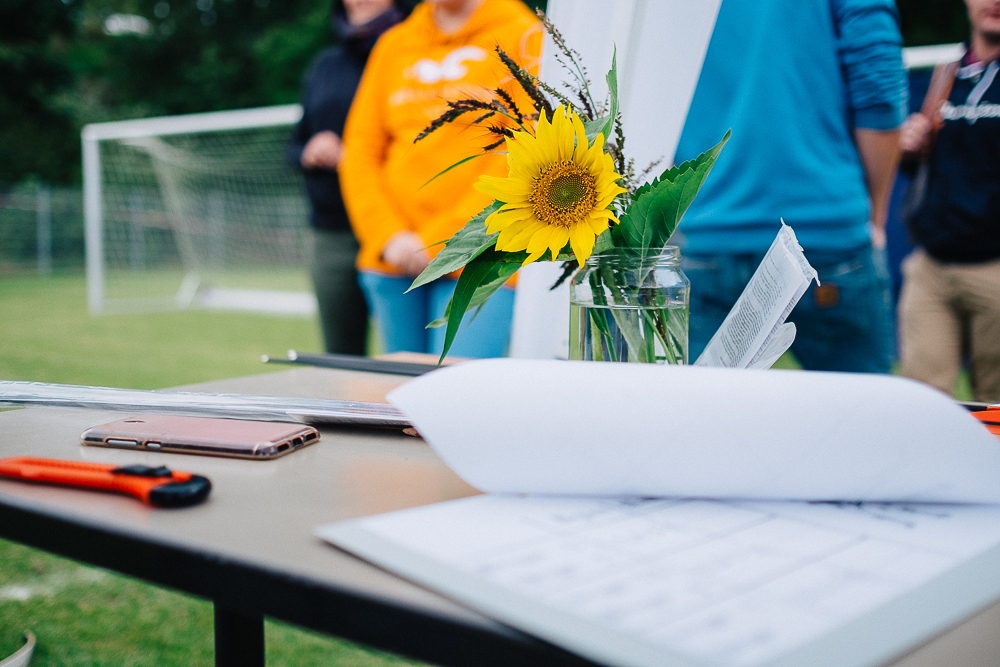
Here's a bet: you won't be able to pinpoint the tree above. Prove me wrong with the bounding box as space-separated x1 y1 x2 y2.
2 0 332 184
0 0 79 183
897 0 969 47
71 0 331 118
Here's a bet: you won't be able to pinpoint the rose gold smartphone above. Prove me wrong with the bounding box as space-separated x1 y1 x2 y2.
81 414 320 460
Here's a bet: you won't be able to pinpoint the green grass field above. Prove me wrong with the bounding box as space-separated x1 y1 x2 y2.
0 271 424 667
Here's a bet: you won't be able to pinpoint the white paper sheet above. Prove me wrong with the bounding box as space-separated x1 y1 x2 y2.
318 495 1000 667
696 225 818 369
746 323 796 370
387 359 1000 503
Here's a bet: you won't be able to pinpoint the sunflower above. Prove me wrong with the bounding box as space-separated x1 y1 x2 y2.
474 106 626 265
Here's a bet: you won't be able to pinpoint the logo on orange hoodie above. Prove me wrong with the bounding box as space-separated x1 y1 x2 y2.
406 46 489 84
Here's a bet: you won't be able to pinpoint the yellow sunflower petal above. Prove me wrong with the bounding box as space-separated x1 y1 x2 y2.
596 152 618 172
485 207 534 234
475 175 532 202
496 220 529 250
547 226 570 260
578 131 605 171
498 220 545 251
595 169 622 192
523 248 547 265
510 130 548 169
569 222 597 263
595 188 626 210
526 224 555 256
589 213 613 235
590 208 619 223
531 111 560 165
508 220 549 248
570 112 589 161
550 107 574 162
484 210 505 232
507 140 541 181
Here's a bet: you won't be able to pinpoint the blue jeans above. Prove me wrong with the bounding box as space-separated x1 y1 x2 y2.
682 244 894 372
359 272 514 358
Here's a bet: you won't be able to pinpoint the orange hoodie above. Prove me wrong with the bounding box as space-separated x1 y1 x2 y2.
339 0 542 275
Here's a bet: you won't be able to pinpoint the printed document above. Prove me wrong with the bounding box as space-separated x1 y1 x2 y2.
320 496 1000 667
317 360 1000 667
696 224 818 369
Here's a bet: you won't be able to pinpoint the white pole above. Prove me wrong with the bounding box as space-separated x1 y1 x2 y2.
83 127 104 315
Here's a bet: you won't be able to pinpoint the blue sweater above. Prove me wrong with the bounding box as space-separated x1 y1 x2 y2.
674 0 908 254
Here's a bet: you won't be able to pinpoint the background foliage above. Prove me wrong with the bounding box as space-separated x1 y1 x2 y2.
1 0 332 185
896 0 970 47
0 0 964 186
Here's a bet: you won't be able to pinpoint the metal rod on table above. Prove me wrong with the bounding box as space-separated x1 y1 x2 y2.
262 351 438 377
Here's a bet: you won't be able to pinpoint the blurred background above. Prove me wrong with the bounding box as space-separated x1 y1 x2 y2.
0 0 969 270
0 0 977 665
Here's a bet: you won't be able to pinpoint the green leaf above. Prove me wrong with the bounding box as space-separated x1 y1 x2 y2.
427 254 522 328
592 228 615 255
408 201 502 291
436 247 523 362
611 129 730 250
602 48 619 142
581 49 619 145
583 116 610 144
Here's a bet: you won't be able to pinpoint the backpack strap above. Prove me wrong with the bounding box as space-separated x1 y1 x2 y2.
919 59 960 152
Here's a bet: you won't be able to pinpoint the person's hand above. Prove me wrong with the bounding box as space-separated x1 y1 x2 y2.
301 131 343 170
869 222 887 250
899 113 933 155
382 231 432 276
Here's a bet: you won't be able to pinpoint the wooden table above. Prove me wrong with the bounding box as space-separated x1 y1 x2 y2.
1 366 998 667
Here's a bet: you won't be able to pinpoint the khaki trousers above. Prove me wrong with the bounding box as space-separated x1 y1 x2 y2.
898 249 1000 403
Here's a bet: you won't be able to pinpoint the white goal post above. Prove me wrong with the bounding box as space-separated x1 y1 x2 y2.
82 104 320 316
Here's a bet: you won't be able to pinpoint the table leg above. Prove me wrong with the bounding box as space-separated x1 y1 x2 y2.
214 603 264 667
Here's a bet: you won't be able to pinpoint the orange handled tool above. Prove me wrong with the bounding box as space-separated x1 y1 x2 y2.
972 409 1000 437
0 457 211 507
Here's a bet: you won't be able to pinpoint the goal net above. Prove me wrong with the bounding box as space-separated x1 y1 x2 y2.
82 105 317 316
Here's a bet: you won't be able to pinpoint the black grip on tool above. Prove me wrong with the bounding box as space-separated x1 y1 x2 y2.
148 475 212 508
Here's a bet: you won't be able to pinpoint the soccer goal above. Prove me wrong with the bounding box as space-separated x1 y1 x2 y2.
82 104 318 316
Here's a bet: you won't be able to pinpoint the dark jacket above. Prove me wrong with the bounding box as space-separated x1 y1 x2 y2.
909 53 1000 263
288 4 405 231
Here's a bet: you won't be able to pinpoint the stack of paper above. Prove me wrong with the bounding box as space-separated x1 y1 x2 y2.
318 360 1000 667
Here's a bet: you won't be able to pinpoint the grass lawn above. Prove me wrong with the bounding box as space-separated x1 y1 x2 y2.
0 270 424 666
0 271 322 388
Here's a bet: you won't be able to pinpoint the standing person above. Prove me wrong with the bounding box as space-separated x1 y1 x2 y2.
339 0 541 358
897 0 1000 402
674 0 907 372
288 0 408 355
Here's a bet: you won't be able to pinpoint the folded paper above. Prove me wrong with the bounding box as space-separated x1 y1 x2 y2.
388 359 1000 503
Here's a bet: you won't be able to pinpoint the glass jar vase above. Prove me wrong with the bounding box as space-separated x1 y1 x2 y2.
569 247 690 364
